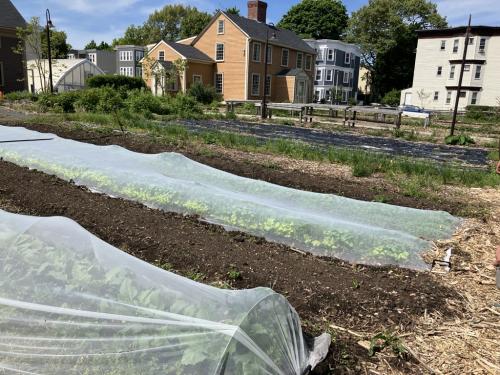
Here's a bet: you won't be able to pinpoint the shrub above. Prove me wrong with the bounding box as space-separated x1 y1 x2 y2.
445 134 475 146
125 90 167 117
53 91 80 113
4 91 38 102
187 82 221 104
95 87 125 113
167 94 202 118
37 93 58 112
74 88 102 112
87 75 146 91
381 89 401 107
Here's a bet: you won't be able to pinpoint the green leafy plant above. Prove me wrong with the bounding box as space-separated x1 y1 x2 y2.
445 134 475 146
87 74 147 91
187 82 221 105
227 266 242 281
368 332 407 358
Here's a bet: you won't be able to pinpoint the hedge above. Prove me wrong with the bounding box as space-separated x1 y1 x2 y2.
87 75 147 91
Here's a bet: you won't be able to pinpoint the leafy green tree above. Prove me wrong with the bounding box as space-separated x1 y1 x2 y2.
85 40 98 49
346 0 447 99
41 29 71 58
224 7 240 15
114 5 211 45
97 41 112 50
277 0 348 39
381 89 401 106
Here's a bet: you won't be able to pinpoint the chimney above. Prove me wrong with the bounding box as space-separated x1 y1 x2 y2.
247 0 267 23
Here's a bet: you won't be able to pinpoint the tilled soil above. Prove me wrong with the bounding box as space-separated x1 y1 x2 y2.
0 160 462 373
0 120 476 215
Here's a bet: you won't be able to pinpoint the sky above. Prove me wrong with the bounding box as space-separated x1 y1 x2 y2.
12 0 500 49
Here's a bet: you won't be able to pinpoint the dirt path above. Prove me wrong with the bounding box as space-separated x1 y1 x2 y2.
0 160 463 373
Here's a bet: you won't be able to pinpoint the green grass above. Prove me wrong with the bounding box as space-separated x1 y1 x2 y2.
19 112 500 190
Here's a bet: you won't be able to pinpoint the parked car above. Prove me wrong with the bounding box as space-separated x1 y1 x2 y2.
398 105 431 114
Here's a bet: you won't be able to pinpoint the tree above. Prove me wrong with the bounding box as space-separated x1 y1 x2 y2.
224 7 240 15
97 41 112 50
381 89 401 107
41 29 71 58
85 40 98 49
277 0 348 39
114 5 211 46
346 0 447 99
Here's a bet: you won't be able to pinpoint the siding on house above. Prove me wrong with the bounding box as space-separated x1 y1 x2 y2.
0 31 26 92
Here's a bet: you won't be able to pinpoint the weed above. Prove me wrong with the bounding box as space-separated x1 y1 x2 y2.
185 270 204 281
369 332 407 359
373 194 389 203
227 265 242 281
352 279 361 289
155 261 174 271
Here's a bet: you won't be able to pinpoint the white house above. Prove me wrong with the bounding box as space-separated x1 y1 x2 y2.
401 26 500 110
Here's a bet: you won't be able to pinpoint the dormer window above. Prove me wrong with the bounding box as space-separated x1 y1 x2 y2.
345 52 351 65
218 20 225 34
158 51 165 61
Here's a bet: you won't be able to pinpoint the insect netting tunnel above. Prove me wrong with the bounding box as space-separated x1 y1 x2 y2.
0 126 461 269
0 209 331 374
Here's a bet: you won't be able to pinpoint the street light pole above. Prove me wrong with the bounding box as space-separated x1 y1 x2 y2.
261 23 275 119
46 9 54 94
450 15 472 136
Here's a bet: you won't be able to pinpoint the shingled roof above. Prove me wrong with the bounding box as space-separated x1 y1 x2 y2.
0 0 26 29
164 41 213 62
223 12 315 54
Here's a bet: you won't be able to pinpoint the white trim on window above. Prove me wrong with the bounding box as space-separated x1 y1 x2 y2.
215 43 224 62
446 91 452 105
453 39 459 53
193 74 202 84
215 72 223 94
449 65 456 79
158 50 165 61
296 52 303 69
440 40 446 51
265 74 271 97
136 67 142 77
327 49 334 61
474 65 482 79
315 69 322 81
135 51 144 61
217 20 225 34
119 51 133 62
344 52 351 65
252 42 261 62
251 73 260 96
326 69 332 81
343 71 349 84
305 55 312 71
433 91 439 101
281 48 289 67
119 67 134 76
471 91 478 105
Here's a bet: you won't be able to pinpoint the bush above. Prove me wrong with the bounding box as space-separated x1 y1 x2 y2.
54 91 80 113
87 75 146 91
4 91 38 102
37 93 58 112
445 134 475 146
187 82 221 105
95 87 125 113
125 90 167 117
381 89 401 107
167 94 203 118
465 105 500 122
74 88 102 112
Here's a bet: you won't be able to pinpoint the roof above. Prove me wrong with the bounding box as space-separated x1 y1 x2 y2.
276 68 305 77
153 60 173 70
27 59 104 85
0 0 25 29
417 26 500 38
220 12 316 54
164 41 213 62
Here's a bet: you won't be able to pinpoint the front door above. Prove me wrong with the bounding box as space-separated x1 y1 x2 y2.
295 79 307 103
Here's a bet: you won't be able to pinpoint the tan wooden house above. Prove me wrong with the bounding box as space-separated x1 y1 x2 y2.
142 0 316 103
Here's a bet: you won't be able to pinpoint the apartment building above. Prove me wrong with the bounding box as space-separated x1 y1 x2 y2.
0 0 27 93
84 49 116 74
142 0 316 102
401 26 500 110
305 39 361 104
116 45 146 78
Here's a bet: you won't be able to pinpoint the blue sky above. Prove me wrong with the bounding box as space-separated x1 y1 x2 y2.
12 0 500 48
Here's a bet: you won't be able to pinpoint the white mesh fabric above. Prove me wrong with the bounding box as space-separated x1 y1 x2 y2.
0 209 329 374
0 126 461 269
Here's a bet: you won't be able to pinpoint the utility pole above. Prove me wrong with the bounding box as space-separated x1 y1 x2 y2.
450 15 472 136
46 9 55 93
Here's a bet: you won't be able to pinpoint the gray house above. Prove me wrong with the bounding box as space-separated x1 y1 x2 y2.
115 45 146 78
0 0 27 93
85 49 116 75
305 39 361 104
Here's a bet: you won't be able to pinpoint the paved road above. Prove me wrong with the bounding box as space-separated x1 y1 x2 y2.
174 119 489 167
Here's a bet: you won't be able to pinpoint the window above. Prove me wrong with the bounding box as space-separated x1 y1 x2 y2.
479 38 486 52
251 73 260 96
471 92 478 105
215 43 224 61
343 71 349 84
296 52 303 68
434 91 439 101
453 39 459 53
305 55 312 70
193 75 202 84
120 51 132 61
314 90 320 101
315 69 322 81
437 66 442 76
345 52 351 65
475 65 482 79
158 51 165 61
119 67 133 76
326 69 332 81
87 53 96 63
459 91 466 98
317 48 325 60
265 45 272 64
135 51 144 61
449 65 456 79
327 49 334 61
215 73 223 94
265 75 271 96
281 48 289 66
464 64 470 72
446 91 452 104
217 20 225 34
468 37 474 45
252 42 261 62
135 67 142 77
440 40 446 50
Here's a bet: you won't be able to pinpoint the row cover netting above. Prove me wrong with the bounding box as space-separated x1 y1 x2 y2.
0 209 330 374
0 126 461 269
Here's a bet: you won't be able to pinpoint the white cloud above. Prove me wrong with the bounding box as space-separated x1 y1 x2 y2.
435 0 500 26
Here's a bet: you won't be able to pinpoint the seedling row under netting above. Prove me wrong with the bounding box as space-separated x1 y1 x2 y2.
0 126 461 270
0 209 330 374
